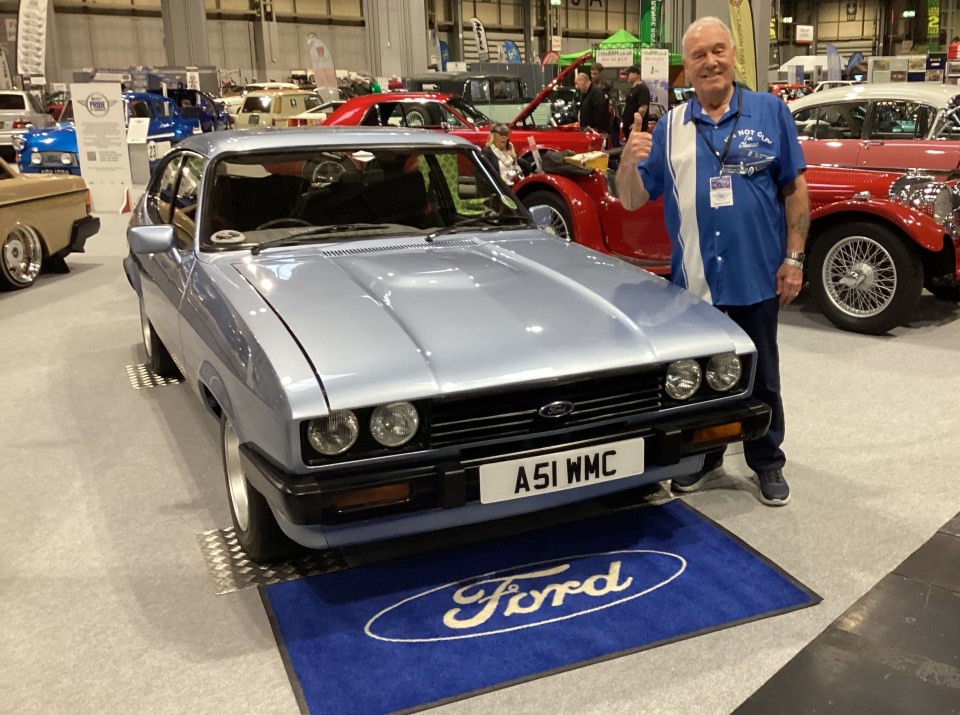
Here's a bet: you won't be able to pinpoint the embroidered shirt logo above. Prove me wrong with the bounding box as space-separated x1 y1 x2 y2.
364 550 686 642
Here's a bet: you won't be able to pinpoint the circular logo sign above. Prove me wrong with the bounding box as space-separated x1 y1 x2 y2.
81 93 112 117
538 400 575 418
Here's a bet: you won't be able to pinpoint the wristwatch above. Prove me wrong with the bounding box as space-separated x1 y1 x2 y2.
786 251 805 263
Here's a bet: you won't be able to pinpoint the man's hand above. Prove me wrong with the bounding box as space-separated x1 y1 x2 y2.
776 262 803 308
621 113 651 165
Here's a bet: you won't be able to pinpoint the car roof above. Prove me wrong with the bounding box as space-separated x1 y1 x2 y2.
175 126 479 158
790 82 960 112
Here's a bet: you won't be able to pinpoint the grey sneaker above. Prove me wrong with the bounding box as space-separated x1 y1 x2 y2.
672 454 724 493
756 469 791 506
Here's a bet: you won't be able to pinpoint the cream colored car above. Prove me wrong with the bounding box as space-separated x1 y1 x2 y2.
0 157 100 290
235 89 323 129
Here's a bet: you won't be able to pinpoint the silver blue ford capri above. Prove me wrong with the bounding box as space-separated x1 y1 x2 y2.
124 128 770 562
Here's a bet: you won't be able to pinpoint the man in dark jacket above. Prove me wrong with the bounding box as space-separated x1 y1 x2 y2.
622 65 651 140
575 71 609 134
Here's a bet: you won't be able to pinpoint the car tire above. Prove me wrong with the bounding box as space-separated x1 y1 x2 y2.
139 298 179 377
0 225 44 291
221 413 296 563
809 221 923 335
923 279 960 301
524 190 573 242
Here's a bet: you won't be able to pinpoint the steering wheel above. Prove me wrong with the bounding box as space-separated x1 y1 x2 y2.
255 217 313 230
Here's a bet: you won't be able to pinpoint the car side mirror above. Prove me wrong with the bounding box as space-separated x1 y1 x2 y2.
129 225 179 260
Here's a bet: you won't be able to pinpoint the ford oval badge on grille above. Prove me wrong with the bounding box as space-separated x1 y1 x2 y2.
538 400 575 418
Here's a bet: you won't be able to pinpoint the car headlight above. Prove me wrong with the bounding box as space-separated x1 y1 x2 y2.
665 359 702 400
30 151 41 165
306 410 359 455
11 134 25 151
888 171 933 202
60 152 74 165
369 402 419 447
910 182 955 224
705 353 742 391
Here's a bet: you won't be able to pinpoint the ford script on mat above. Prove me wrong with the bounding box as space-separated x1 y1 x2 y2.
479 437 645 504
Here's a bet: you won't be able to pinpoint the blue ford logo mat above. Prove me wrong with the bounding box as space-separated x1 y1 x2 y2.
262 501 819 714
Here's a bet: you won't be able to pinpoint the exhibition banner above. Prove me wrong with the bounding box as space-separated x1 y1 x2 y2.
16 0 47 77
728 0 757 90
825 44 842 81
640 0 663 46
503 39 522 64
640 48 670 111
471 18 490 62
70 83 132 212
595 48 634 68
0 44 13 90
305 34 337 90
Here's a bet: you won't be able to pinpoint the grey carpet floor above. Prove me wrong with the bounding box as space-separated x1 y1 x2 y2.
2 210 958 715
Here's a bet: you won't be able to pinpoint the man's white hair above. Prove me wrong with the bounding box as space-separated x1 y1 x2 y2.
681 16 734 56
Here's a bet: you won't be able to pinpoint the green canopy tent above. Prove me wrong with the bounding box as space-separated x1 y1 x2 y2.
556 28 681 68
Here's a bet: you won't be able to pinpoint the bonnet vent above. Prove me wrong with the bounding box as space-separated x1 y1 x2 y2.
321 238 480 257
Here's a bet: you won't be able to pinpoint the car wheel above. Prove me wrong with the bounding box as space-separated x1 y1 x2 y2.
221 413 296 563
139 298 178 376
524 190 573 241
0 225 44 290
923 279 960 301
810 221 923 334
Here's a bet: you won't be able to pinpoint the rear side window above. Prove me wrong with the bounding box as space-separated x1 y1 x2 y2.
806 101 866 139
0 94 26 110
867 100 935 139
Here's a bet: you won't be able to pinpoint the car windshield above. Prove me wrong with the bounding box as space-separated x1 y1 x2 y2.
448 97 491 126
200 145 530 252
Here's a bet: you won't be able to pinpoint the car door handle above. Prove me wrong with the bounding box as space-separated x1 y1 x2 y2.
862 140 885 146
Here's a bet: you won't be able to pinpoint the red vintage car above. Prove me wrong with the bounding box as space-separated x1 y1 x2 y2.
321 54 606 159
515 157 960 335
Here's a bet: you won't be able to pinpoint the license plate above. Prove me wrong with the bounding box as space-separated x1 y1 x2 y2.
41 168 71 174
479 437 645 504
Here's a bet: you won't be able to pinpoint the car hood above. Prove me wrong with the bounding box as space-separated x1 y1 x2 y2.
227 234 752 409
20 125 76 149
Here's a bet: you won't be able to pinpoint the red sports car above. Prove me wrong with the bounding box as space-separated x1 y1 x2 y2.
515 158 960 335
321 54 606 159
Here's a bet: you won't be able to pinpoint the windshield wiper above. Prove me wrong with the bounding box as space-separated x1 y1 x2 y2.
425 213 534 242
250 224 393 255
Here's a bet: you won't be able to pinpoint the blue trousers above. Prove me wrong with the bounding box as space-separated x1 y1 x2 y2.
714 297 786 473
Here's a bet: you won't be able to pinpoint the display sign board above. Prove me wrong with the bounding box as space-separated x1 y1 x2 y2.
551 35 562 52
70 83 132 212
640 48 670 111
185 70 200 90
126 117 150 144
729 0 758 90
795 25 814 44
595 48 634 68
17 0 48 76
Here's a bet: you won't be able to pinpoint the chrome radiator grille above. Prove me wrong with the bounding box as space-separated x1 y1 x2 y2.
428 370 664 447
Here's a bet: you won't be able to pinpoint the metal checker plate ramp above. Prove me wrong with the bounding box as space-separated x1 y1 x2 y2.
197 526 348 595
125 364 184 389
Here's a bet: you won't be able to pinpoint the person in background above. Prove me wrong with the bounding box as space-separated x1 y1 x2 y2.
575 71 610 134
387 75 404 91
590 63 610 94
950 36 960 61
370 77 383 93
616 16 809 507
622 65 651 139
481 124 530 183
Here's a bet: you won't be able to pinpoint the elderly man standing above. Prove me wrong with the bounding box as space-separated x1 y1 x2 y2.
616 16 809 506
575 71 610 134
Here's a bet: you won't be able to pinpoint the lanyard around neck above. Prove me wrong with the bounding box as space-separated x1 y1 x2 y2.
694 84 742 172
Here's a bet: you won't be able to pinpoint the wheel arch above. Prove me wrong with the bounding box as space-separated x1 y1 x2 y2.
513 174 604 251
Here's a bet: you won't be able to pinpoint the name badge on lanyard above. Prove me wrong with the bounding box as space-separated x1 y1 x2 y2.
709 175 733 208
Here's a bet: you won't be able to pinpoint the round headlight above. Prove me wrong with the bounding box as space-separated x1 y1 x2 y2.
888 171 933 202
705 353 743 391
665 359 702 400
30 151 42 165
910 182 955 224
60 152 73 165
370 402 419 447
11 134 25 151
307 410 359 455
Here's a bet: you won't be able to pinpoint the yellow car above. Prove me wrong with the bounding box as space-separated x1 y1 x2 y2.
235 89 323 129
0 157 100 290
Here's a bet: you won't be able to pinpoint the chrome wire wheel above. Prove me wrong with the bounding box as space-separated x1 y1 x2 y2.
525 190 573 242
1 226 43 288
535 204 571 240
821 234 896 318
222 417 250 533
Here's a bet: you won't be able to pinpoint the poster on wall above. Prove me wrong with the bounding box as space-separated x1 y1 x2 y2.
17 0 48 77
306 34 337 90
728 0 757 90
69 83 132 212
640 48 670 110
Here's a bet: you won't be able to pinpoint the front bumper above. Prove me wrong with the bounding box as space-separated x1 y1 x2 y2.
239 399 771 545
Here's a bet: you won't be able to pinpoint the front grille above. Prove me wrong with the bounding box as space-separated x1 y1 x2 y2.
429 369 664 447
37 151 75 166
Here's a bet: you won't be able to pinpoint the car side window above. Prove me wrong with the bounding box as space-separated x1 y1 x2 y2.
171 154 203 249
303 95 321 111
793 106 820 138
811 101 866 139
156 100 172 118
146 156 182 224
934 107 960 139
868 100 934 139
469 80 491 103
439 105 466 128
129 100 154 120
